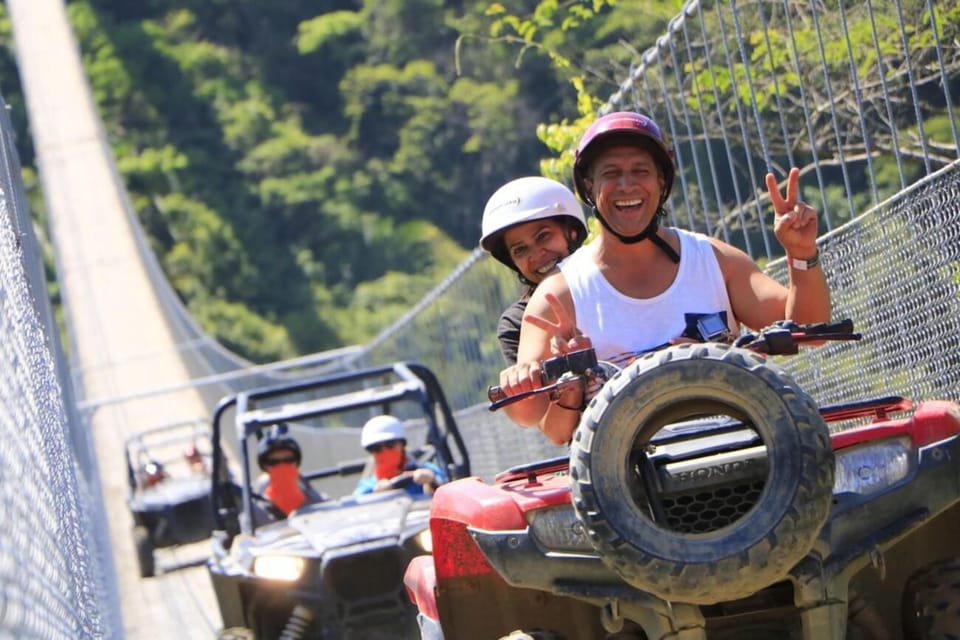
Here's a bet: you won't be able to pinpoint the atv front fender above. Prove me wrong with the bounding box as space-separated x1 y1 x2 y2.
208 560 247 629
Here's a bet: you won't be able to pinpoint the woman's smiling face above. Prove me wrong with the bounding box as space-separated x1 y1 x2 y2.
503 218 574 284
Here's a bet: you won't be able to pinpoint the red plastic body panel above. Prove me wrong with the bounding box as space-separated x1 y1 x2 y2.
404 555 439 622
428 402 960 539
425 474 571 580
831 400 960 450
430 472 571 528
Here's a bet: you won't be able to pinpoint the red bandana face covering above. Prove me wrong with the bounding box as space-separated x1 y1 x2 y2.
373 449 406 479
265 463 306 515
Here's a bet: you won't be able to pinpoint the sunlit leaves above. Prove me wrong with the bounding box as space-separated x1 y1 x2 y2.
116 144 188 193
296 11 363 54
220 88 276 151
448 77 520 152
68 2 133 125
32 0 651 360
194 298 298 362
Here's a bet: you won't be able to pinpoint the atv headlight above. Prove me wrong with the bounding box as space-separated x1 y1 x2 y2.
528 505 592 552
834 437 910 495
413 528 433 554
252 555 306 581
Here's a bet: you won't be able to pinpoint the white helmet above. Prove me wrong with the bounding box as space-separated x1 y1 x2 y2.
479 176 587 269
361 415 406 449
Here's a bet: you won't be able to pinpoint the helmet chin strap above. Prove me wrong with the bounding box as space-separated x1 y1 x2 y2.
593 205 680 263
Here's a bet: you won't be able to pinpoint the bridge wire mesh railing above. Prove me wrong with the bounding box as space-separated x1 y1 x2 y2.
0 93 116 638
1 0 958 632
351 0 960 480
77 0 960 482
767 162 960 407
65 0 960 483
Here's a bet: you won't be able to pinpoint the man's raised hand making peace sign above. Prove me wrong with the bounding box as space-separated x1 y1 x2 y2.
496 112 832 446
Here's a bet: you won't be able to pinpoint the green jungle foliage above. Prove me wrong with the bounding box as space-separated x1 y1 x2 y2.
0 0 680 362
1 0 949 363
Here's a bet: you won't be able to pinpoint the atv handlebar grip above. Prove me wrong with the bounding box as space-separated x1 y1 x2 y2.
803 319 854 335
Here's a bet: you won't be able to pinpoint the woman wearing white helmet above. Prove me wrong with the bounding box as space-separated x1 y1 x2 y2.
354 415 447 496
480 176 588 364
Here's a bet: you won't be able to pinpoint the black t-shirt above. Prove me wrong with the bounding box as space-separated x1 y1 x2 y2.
497 297 528 365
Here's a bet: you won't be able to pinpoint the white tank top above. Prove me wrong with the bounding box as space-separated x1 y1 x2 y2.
559 229 738 365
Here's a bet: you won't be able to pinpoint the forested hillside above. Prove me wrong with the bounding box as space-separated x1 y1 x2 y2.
0 0 681 362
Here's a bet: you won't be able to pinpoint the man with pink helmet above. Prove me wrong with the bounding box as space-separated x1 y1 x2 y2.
499 111 832 445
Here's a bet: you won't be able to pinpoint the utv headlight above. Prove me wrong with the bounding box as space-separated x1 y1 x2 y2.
413 528 433 554
252 555 306 581
527 505 593 552
834 437 910 495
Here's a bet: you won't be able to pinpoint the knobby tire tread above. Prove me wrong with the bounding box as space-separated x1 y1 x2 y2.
570 343 834 604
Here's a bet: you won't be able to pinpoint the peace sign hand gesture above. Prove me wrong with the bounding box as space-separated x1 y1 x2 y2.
497 293 592 399
524 292 592 357
766 167 819 260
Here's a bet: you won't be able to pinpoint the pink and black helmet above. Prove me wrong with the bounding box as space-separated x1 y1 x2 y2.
572 111 675 207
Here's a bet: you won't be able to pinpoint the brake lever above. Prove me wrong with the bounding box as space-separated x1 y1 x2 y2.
737 330 862 354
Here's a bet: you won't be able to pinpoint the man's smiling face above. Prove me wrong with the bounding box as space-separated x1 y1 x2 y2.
587 144 665 236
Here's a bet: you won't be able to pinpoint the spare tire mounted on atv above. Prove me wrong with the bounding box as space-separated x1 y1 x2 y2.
570 343 834 604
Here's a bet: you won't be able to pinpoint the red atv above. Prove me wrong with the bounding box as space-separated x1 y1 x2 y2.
404 320 960 639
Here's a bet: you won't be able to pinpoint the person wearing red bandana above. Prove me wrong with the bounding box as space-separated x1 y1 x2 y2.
254 424 326 517
353 415 446 497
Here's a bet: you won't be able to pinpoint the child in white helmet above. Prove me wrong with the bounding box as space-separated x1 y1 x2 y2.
354 415 446 496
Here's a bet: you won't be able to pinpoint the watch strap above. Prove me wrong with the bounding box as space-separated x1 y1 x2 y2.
788 250 820 271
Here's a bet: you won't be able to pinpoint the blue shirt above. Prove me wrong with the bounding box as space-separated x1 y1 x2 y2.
354 460 447 497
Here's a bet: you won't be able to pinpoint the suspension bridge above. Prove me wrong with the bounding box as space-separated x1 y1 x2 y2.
0 0 957 637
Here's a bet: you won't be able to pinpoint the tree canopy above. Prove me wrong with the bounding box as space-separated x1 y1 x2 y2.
0 0 681 361
9 0 945 362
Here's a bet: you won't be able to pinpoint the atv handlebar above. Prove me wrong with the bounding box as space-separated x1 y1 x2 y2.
487 348 600 407
487 319 861 411
732 318 858 353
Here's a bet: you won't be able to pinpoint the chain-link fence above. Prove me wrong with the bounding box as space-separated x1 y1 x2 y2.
350 0 960 480
63 0 960 483
0 94 117 638
1 0 959 632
